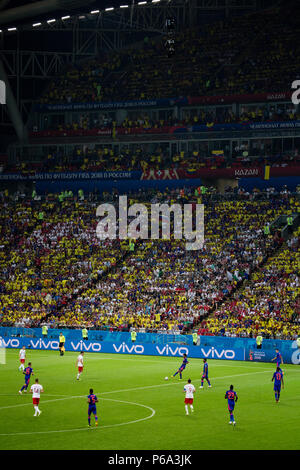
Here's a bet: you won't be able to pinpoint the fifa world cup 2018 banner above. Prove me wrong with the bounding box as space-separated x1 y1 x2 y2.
2 337 300 364
33 92 291 113
34 97 187 112
0 171 142 181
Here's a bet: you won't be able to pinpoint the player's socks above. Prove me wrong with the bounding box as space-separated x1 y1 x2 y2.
185 405 189 415
190 405 194 413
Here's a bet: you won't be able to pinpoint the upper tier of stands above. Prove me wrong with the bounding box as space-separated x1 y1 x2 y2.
38 2 300 105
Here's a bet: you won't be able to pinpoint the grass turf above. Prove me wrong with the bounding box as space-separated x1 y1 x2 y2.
0 349 299 450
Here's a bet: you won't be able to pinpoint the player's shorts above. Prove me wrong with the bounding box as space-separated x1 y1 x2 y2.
33 398 40 405
274 385 281 392
20 359 25 364
25 377 30 384
78 366 83 372
184 398 193 405
180 366 186 372
228 403 235 411
202 374 208 380
88 406 97 415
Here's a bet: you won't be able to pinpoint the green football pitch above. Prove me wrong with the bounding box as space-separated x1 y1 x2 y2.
0 349 299 450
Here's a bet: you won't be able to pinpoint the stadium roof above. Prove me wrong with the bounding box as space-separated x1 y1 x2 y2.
0 0 285 30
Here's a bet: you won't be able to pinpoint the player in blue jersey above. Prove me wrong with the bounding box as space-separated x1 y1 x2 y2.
199 358 212 389
87 388 98 427
172 354 189 380
225 385 238 426
19 362 34 394
272 367 284 403
271 349 284 368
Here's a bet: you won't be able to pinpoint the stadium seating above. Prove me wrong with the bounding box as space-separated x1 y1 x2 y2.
198 226 300 340
0 187 298 338
38 3 300 104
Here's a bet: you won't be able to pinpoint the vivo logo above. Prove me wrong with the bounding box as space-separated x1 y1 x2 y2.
201 347 235 359
1 338 20 348
0 80 5 105
30 339 59 349
71 341 102 352
113 342 144 354
156 345 189 356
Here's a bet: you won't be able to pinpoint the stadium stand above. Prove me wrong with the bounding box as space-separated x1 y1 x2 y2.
0 187 298 339
37 3 300 105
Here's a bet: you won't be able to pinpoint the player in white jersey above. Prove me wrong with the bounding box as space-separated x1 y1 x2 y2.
30 378 44 416
19 346 26 371
76 351 84 380
183 378 196 415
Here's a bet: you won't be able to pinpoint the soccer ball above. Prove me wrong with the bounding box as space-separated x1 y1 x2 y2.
165 376 169 381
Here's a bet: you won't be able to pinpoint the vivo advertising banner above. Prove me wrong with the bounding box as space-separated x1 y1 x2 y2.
2 337 299 364
0 337 245 362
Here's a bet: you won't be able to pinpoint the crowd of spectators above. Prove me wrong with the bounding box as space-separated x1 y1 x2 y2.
0 186 298 340
37 2 300 104
4 144 300 175
31 102 300 138
198 227 300 340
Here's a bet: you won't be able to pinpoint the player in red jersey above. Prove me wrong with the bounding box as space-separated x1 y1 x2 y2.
183 378 196 415
76 351 84 380
19 346 26 371
30 378 44 417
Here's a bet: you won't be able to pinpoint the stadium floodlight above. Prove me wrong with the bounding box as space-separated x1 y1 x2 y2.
138 1 147 4
152 0 160 3
47 19 56 23
120 4 129 8
61 15 70 20
33 22 42 27
105 7 114 11
7 27 17 31
78 15 86 19
90 10 99 14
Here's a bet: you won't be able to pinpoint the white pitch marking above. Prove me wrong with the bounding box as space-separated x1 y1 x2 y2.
0 397 155 436
0 368 272 410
